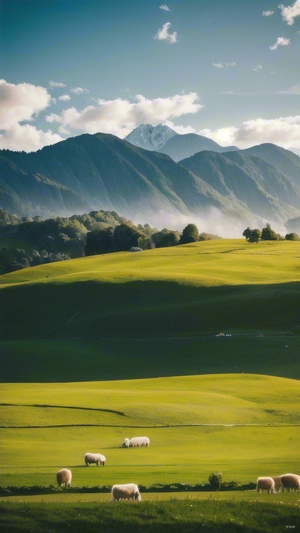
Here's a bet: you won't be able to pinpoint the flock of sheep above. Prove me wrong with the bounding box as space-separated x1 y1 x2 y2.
56 435 150 501
56 435 299 500
256 473 300 494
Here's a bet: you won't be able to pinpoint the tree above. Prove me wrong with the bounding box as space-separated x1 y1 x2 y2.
285 232 299 241
208 472 223 491
248 229 261 243
179 223 199 244
261 223 281 241
242 227 252 240
152 229 180 248
113 223 142 251
85 227 114 256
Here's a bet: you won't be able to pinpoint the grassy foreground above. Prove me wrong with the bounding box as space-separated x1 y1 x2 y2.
0 494 299 533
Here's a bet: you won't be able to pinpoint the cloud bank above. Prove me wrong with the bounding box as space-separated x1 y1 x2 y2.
46 92 203 138
200 115 300 151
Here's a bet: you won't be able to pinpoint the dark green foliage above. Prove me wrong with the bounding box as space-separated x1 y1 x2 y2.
261 223 281 241
208 473 223 491
151 229 180 248
113 223 143 251
285 232 299 241
179 224 199 244
243 227 261 242
85 227 115 256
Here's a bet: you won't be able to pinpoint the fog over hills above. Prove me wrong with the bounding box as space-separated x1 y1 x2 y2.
0 127 299 236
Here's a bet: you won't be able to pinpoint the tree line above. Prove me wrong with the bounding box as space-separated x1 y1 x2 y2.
0 210 217 274
243 223 299 243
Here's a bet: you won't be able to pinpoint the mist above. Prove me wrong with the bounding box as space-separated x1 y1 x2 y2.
132 206 289 239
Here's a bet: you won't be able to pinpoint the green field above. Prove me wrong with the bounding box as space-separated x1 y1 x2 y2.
0 374 299 487
1 240 299 530
1 239 300 381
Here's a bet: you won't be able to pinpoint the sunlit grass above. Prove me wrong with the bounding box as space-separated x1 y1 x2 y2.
0 375 299 487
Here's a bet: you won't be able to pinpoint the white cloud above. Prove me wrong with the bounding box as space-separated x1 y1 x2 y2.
269 36 291 50
262 10 274 16
279 0 300 25
164 120 196 134
0 79 51 129
58 94 71 101
49 80 66 88
200 115 300 150
70 86 89 95
212 61 236 68
159 4 171 11
253 64 263 72
154 22 178 44
45 93 203 138
0 123 62 152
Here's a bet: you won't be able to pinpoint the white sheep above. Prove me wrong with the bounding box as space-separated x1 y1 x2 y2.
111 483 141 501
85 452 106 466
272 476 284 492
122 436 150 448
281 473 300 492
256 476 275 494
56 468 72 488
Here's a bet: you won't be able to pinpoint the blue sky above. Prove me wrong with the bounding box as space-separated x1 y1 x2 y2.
1 0 300 153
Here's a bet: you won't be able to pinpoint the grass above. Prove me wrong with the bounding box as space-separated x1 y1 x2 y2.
0 374 299 487
0 495 299 532
1 240 300 381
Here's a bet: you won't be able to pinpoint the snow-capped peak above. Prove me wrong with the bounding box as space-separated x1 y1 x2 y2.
125 123 178 151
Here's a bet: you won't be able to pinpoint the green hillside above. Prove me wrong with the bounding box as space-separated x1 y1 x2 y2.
1 239 299 381
1 374 299 487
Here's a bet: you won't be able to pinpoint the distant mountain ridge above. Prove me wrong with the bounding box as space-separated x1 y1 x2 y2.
125 124 238 161
0 130 299 231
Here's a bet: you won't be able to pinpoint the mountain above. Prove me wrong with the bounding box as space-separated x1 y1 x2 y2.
0 132 299 229
179 149 300 222
159 133 238 162
0 133 241 222
125 123 177 151
242 143 300 189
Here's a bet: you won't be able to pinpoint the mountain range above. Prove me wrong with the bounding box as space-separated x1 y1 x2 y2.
0 124 299 233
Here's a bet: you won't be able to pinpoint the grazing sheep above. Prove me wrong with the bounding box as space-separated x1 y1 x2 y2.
56 468 72 488
281 473 300 492
111 483 141 501
256 476 275 494
85 452 106 466
272 476 284 492
122 436 150 448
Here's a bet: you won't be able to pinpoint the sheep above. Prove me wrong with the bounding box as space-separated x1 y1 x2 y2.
122 436 150 448
272 476 284 492
56 468 72 488
256 476 275 494
281 473 300 492
111 483 141 501
85 452 106 466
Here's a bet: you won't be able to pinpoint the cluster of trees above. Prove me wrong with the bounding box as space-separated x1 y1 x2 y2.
85 223 219 256
0 210 218 274
243 223 299 243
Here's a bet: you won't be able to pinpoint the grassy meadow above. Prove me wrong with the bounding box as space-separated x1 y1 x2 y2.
1 239 300 381
0 239 299 530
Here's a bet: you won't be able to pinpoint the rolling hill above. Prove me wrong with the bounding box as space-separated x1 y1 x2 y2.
1 239 299 382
